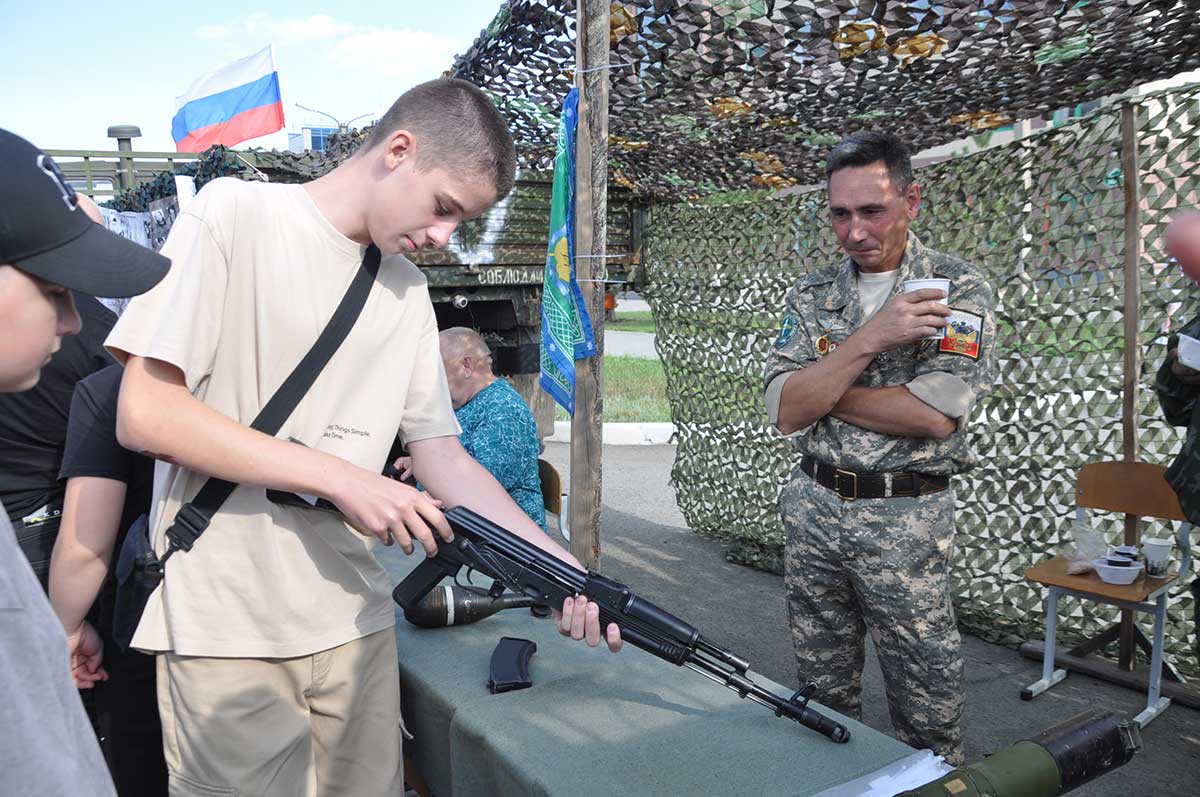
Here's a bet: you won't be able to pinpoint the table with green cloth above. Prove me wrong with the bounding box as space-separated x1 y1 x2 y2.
378 544 915 796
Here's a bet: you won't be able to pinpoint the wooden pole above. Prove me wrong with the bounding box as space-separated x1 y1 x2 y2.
569 0 609 568
1119 102 1142 670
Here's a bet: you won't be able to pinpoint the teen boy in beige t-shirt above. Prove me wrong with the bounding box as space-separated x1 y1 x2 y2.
107 79 620 796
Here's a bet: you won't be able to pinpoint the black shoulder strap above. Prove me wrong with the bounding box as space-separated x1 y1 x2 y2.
161 244 382 563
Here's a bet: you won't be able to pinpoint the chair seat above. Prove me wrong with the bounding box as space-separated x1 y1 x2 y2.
1025 556 1177 603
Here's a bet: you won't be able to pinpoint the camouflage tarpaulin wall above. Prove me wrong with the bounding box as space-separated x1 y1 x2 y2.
645 84 1200 676
452 0 1200 200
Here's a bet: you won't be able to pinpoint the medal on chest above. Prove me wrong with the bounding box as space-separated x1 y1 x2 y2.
815 333 838 356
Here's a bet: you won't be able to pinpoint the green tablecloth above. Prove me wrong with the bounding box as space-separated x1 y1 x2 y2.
378 544 913 796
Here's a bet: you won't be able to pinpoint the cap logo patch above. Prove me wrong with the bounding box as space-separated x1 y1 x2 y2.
37 154 78 211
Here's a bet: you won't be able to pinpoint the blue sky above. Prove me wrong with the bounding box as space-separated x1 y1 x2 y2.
0 0 506 152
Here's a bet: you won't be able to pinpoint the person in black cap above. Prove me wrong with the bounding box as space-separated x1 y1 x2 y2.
0 128 169 797
0 193 121 587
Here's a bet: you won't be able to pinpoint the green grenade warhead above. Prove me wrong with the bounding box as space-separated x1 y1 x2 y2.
899 710 1141 797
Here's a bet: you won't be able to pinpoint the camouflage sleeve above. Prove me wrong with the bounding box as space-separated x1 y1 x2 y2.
763 285 819 429
1152 328 1200 429
1155 357 1196 427
908 268 997 423
1156 321 1200 426
764 286 818 385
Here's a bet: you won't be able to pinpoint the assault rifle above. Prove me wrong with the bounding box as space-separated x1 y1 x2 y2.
392 506 851 743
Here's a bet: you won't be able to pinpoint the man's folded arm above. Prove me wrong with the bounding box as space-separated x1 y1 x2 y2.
829 378 961 439
765 330 878 436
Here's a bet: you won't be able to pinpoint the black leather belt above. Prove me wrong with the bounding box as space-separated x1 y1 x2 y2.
800 455 949 500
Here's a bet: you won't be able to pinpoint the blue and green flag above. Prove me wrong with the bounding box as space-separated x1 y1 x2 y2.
540 87 596 416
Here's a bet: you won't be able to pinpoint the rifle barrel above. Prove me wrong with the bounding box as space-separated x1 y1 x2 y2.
433 507 852 744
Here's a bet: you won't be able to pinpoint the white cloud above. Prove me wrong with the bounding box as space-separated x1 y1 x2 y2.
197 13 355 45
255 14 353 43
332 28 460 79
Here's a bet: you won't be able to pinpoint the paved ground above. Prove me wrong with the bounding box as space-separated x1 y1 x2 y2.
615 292 650 313
542 442 1200 795
606 293 657 359
604 329 658 359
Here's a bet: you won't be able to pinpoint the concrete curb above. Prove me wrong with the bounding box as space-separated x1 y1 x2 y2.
547 421 675 445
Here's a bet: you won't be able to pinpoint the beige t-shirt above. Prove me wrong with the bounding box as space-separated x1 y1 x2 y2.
106 177 460 657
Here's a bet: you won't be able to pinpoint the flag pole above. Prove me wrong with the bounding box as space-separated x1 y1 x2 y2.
569 0 609 568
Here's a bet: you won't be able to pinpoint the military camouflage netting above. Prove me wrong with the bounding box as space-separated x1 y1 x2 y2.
643 82 1200 676
451 0 1200 199
104 135 368 212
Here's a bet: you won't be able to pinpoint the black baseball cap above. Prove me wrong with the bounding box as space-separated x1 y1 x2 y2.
0 128 170 298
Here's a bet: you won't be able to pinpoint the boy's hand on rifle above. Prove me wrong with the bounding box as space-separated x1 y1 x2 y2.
554 595 623 652
327 464 453 555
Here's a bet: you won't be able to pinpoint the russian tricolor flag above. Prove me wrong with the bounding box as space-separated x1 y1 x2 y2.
172 45 285 153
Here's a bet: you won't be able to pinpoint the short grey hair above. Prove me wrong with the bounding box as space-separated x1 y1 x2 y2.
825 131 914 192
439 327 493 370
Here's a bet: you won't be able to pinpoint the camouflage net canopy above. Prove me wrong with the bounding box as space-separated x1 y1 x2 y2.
103 131 370 212
644 82 1200 675
452 0 1200 199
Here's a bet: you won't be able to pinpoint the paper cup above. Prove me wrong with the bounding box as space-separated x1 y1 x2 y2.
903 278 951 339
1142 538 1174 578
1178 334 1200 370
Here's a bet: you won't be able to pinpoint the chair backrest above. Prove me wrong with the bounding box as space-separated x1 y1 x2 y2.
538 459 562 515
1076 461 1188 522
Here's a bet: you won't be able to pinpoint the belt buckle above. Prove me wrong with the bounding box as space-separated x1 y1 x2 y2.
833 469 858 500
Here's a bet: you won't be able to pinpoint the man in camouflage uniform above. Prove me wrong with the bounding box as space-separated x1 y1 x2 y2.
762 132 996 765
1157 316 1200 519
1154 315 1200 662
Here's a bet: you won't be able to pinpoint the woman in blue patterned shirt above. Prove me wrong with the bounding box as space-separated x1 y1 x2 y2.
399 327 546 530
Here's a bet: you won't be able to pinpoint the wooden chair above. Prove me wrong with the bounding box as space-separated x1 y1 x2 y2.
539 458 570 542
1022 461 1193 727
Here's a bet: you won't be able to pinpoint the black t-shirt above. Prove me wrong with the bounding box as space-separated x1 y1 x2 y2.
0 294 117 522
58 364 155 627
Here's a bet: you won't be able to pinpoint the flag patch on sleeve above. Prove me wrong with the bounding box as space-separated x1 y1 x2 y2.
939 310 983 359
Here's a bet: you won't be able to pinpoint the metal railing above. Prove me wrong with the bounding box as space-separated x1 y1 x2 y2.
43 149 205 197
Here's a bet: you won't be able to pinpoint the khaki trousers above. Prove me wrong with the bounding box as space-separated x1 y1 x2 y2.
157 628 403 796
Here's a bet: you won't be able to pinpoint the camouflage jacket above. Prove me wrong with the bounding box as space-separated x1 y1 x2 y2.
1156 314 1200 524
764 233 997 476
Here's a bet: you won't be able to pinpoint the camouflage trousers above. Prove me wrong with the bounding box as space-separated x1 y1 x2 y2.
780 472 965 765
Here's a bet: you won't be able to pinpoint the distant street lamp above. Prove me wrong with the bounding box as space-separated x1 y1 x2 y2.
107 125 141 190
294 103 374 134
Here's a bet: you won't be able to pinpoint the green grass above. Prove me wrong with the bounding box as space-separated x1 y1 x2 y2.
606 310 657 334
555 355 672 422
